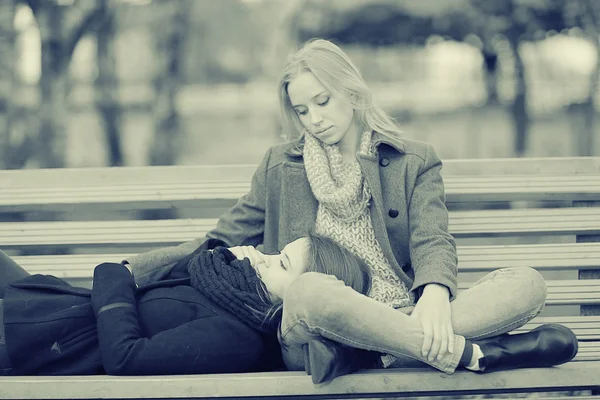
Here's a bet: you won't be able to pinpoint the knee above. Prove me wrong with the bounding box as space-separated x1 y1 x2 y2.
284 272 337 309
512 267 547 312
283 272 347 321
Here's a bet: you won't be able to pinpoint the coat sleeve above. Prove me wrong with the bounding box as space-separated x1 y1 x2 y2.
125 148 272 286
91 263 265 375
204 147 271 247
407 144 458 300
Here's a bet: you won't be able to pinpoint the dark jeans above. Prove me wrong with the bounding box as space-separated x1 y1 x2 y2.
0 250 31 373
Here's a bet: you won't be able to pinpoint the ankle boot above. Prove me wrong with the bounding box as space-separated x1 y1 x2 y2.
302 338 379 384
474 323 578 372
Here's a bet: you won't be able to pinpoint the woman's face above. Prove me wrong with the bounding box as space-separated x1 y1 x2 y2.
256 237 310 301
287 71 359 147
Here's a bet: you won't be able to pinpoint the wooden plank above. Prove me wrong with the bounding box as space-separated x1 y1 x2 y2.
441 157 600 175
458 279 600 306
519 316 600 340
13 253 131 279
0 164 257 187
445 174 600 203
0 362 597 399
457 243 600 271
449 208 600 237
12 242 600 279
2 208 600 248
1 174 599 211
1 160 600 212
0 219 219 248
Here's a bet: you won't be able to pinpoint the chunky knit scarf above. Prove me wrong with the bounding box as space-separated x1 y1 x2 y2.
187 247 279 334
303 131 412 309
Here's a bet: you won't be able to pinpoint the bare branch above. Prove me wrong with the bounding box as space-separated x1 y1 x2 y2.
65 5 108 60
26 0 41 14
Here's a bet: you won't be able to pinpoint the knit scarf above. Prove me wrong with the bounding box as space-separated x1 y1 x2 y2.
303 131 412 309
187 247 279 334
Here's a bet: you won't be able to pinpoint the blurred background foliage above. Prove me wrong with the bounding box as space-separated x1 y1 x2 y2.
0 0 599 170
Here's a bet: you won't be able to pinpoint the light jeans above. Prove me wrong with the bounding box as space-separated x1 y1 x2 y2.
279 267 547 374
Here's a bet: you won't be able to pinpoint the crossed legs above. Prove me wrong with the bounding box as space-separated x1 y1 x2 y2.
279 267 546 374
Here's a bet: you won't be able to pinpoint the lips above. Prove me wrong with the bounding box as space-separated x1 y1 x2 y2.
315 127 332 135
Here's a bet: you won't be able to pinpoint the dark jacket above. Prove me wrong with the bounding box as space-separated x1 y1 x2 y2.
2 259 280 376
128 133 458 300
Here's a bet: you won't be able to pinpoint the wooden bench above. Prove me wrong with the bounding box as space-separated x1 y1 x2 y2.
0 156 599 399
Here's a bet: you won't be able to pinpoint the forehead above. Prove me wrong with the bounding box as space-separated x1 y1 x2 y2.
287 71 327 106
284 237 310 256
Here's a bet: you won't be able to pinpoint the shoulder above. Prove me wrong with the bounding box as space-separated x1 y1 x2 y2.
261 138 303 171
375 133 440 168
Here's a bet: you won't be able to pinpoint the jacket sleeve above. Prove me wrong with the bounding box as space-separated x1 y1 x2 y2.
125 148 272 286
204 147 271 247
407 144 458 300
91 263 265 375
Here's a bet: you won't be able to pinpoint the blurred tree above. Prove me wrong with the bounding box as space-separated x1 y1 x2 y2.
292 0 585 157
27 0 107 167
0 0 18 169
137 0 190 221
95 0 122 166
148 0 190 167
564 0 599 157
465 0 567 156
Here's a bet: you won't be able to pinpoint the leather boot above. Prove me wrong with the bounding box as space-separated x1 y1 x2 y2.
474 323 578 372
302 338 380 384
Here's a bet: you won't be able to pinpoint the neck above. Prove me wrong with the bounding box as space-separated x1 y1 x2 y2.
338 123 362 163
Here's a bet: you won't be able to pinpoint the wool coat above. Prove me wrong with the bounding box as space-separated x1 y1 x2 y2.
2 257 280 376
128 132 458 300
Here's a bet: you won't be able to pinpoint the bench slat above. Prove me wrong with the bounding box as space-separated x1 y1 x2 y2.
459 280 600 306
2 163 600 212
0 219 219 247
11 242 600 279
457 243 600 271
2 175 599 212
0 361 597 400
521 316 600 340
445 174 600 203
449 208 600 237
2 208 600 248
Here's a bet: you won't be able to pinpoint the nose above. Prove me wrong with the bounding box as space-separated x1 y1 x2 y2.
310 109 323 126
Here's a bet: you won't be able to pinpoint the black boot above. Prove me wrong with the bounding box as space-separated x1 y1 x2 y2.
474 323 578 372
302 338 379 384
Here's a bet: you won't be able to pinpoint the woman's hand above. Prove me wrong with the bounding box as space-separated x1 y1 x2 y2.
411 283 454 362
228 245 266 268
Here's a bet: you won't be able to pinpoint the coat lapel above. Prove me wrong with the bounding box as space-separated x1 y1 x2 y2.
358 155 402 271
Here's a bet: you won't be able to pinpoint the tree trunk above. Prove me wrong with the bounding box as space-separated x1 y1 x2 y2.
36 1 68 168
140 1 190 221
148 1 190 167
95 0 122 166
0 0 16 169
578 0 600 156
482 49 499 106
508 36 529 157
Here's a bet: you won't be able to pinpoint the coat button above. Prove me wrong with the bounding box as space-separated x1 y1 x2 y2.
388 209 399 218
379 157 390 167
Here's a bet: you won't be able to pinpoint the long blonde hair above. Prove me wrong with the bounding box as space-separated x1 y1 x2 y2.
278 38 402 141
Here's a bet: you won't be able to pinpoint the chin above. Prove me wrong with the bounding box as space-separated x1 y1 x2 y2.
316 131 344 146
